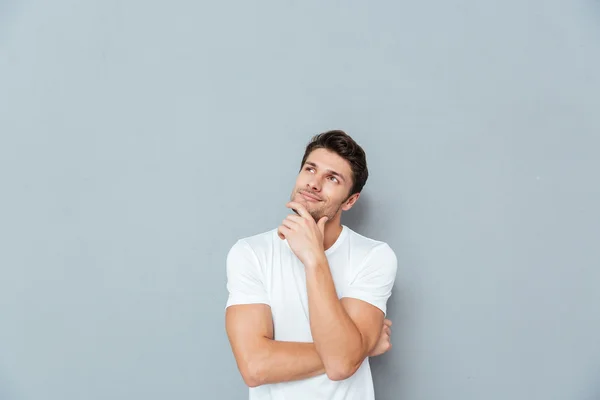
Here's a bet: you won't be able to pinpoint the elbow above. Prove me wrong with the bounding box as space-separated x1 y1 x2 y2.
322 346 365 381
324 361 360 382
241 372 260 388
234 339 272 388
326 369 352 382
240 359 265 388
243 376 262 388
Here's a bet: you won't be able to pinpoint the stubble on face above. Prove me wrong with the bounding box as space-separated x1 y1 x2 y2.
289 189 344 222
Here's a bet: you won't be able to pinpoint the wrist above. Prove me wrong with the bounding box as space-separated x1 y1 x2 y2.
304 253 328 270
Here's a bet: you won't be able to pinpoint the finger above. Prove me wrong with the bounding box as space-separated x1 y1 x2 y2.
278 225 292 239
384 319 392 327
383 326 391 335
282 216 301 231
286 201 309 218
317 216 328 235
278 224 287 239
284 214 304 225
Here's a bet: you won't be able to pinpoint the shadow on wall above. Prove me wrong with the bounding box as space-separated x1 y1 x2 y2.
343 192 409 399
369 289 407 400
342 192 371 233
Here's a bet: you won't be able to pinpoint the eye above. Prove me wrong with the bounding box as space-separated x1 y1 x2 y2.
329 176 339 183
305 167 315 173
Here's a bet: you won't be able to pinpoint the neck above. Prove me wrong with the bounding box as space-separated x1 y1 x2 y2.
323 221 343 251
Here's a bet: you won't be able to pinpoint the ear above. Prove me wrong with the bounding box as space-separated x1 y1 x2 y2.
341 193 360 211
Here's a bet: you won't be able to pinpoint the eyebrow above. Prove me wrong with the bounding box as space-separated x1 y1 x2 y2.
305 161 347 183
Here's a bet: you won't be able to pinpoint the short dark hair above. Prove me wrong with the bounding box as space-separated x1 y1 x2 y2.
300 130 369 196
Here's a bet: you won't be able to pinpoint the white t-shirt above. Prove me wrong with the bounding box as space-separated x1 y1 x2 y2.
225 224 398 400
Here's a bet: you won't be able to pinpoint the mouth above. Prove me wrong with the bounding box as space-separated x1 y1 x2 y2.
299 190 322 202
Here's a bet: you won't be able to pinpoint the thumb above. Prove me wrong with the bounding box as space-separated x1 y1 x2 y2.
317 216 328 234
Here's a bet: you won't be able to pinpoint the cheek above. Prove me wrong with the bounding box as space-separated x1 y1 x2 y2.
322 188 342 203
335 187 352 203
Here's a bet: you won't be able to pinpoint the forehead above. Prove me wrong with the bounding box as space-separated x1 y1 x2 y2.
305 148 353 177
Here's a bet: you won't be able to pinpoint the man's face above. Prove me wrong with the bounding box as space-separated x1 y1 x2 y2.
289 148 358 222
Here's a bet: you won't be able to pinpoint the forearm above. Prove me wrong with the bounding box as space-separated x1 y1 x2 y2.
249 339 325 387
305 258 364 378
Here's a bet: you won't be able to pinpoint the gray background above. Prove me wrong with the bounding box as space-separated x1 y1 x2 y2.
1 0 599 399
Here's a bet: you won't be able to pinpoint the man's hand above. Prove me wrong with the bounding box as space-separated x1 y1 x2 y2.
369 318 393 357
277 202 328 267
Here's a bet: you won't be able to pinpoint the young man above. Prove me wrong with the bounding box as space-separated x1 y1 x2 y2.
225 130 398 400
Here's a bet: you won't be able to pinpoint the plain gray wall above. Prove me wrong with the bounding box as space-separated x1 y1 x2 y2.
1 0 599 399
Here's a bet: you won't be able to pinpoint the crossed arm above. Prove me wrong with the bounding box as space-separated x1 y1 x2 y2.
225 300 384 387
225 303 325 387
304 257 385 380
225 258 387 387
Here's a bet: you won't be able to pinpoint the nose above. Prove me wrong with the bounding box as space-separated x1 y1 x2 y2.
306 175 322 192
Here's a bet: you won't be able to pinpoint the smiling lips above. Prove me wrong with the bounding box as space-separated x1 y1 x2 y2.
299 190 322 202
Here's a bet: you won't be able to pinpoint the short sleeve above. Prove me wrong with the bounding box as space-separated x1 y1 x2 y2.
341 243 398 315
225 239 270 309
